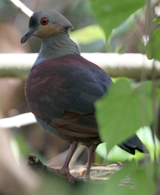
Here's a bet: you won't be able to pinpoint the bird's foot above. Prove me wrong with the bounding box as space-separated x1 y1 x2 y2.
82 175 90 182
47 166 91 182
74 175 90 182
47 166 76 182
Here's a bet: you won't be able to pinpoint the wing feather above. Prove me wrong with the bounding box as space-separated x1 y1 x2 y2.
25 54 112 139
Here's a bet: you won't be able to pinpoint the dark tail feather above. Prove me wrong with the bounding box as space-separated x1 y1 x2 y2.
118 134 149 155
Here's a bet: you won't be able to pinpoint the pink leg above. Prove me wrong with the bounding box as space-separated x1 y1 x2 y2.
60 141 78 172
83 145 96 181
47 142 77 181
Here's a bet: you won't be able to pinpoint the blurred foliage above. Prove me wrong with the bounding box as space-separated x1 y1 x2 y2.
153 15 160 24
15 134 31 158
95 79 153 153
96 126 160 162
146 28 160 61
106 161 157 195
89 0 160 194
145 8 160 62
35 161 158 195
1 0 160 194
106 9 144 53
67 0 94 29
0 0 17 22
70 25 105 52
71 25 105 44
34 172 106 195
89 0 145 38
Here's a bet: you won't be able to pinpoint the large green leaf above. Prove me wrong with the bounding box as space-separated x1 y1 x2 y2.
106 9 143 52
153 16 160 24
106 161 156 195
89 0 145 38
95 79 153 153
146 28 160 61
79 161 157 195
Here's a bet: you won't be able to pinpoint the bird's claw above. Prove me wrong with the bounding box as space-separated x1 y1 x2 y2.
47 166 76 182
47 166 91 182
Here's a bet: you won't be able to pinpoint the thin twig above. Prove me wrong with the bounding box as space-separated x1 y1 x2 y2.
10 0 33 17
0 113 36 128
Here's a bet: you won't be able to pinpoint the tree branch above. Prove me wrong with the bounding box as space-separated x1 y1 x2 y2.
0 113 36 128
0 53 160 80
9 0 33 17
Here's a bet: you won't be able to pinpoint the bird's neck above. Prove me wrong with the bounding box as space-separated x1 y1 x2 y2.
34 29 80 66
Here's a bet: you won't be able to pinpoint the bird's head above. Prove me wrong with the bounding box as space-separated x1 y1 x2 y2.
21 9 73 44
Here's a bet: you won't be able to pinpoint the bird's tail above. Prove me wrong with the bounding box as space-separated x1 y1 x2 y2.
118 134 149 155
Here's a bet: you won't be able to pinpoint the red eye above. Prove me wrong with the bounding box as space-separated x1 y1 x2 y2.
40 17 49 25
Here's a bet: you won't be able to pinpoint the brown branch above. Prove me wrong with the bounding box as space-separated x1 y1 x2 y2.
28 155 121 181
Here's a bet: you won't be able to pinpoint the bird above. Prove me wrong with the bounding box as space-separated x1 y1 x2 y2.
21 9 148 181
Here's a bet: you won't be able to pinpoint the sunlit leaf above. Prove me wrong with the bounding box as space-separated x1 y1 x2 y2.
153 16 160 24
95 79 153 153
71 25 105 44
107 9 143 52
106 161 156 195
89 0 145 38
96 126 160 162
146 28 160 61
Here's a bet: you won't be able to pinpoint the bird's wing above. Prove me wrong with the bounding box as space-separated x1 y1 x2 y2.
25 54 112 137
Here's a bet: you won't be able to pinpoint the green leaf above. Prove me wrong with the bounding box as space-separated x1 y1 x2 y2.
106 161 137 195
107 9 143 52
153 16 160 24
106 161 156 195
71 25 105 44
96 142 131 161
96 126 160 162
89 0 145 38
15 135 30 158
146 28 160 61
95 79 153 153
79 161 158 195
137 127 160 161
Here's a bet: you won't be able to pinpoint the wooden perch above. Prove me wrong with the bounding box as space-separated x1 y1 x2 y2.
0 112 36 128
28 155 121 181
0 53 160 80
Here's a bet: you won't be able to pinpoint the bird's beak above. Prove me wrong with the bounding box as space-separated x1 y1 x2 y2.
21 29 35 44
